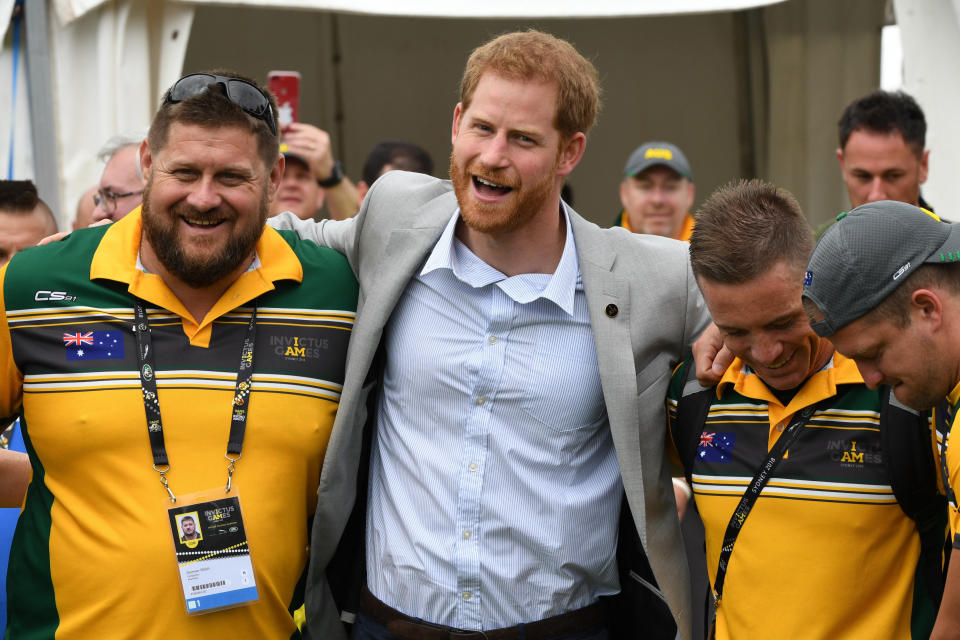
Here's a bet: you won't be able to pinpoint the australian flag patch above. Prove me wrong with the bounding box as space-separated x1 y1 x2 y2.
697 431 736 462
63 330 125 361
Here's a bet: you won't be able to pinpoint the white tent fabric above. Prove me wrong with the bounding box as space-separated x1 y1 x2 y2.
0 13 33 185
3 0 957 223
48 0 193 226
5 0 788 225
1 0 192 224
50 0 786 25
895 0 960 217
0 0 13 44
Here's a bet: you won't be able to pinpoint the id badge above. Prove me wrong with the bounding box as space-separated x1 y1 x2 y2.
167 489 259 614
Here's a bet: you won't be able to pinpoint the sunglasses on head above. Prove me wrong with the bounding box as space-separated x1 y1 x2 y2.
165 73 278 136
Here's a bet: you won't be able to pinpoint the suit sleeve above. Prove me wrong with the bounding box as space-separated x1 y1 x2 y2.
267 212 360 273
679 257 711 357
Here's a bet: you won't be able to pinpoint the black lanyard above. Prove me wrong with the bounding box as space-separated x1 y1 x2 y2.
133 299 258 502
712 403 819 606
938 400 957 510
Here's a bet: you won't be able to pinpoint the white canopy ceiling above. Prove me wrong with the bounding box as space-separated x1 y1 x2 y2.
48 0 786 27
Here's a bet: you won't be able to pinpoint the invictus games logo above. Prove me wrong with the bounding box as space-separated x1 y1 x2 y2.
204 505 236 523
827 439 882 468
270 335 329 361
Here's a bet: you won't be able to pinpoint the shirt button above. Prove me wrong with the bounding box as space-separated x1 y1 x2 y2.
463 591 472 600
463 530 471 539
476 396 486 406
488 335 498 344
468 462 478 472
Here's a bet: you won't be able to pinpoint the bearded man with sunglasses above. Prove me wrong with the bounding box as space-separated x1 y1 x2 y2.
0 71 357 638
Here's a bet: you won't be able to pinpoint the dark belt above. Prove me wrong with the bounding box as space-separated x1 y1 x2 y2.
359 588 608 640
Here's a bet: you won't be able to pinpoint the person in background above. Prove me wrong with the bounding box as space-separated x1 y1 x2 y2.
0 178 57 634
356 140 434 203
837 90 931 210
614 141 695 241
91 132 147 223
0 180 58 266
73 185 97 230
271 122 360 221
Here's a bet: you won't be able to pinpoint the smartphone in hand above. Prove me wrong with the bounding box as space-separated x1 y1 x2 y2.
267 71 300 132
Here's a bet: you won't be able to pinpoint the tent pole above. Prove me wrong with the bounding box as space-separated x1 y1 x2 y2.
24 0 61 219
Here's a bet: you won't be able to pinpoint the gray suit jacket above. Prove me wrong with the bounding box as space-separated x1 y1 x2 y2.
272 171 710 640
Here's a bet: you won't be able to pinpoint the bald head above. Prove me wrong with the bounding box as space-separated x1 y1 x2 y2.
0 180 58 267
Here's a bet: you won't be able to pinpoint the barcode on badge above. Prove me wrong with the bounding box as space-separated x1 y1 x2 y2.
192 580 226 591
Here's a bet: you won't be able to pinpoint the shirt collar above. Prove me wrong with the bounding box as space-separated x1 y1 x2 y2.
89 207 303 344
948 379 960 409
716 351 864 424
90 207 301 287
420 204 580 316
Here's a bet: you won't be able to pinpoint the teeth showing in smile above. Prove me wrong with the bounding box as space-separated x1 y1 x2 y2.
764 352 793 370
476 176 504 188
184 217 222 227
473 175 512 193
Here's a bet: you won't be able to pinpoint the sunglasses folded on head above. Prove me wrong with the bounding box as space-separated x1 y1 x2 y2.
165 73 278 136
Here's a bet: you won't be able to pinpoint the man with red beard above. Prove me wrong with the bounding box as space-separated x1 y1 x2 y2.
0 71 357 638
271 31 709 640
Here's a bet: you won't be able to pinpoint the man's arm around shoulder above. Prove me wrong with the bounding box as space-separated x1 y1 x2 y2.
267 170 448 271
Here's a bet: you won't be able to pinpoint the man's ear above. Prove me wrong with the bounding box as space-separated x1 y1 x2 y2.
267 155 285 202
911 288 944 329
139 140 152 185
556 132 586 178
451 103 464 145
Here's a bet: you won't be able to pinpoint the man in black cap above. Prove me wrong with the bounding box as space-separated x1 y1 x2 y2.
614 141 695 241
803 200 960 637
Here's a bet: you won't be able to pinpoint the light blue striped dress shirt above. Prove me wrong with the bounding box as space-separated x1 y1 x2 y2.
366 206 623 630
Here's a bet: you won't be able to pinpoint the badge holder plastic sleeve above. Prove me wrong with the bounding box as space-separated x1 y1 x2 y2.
167 488 259 615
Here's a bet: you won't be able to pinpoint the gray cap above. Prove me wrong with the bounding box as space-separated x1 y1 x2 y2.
623 141 693 181
803 200 960 336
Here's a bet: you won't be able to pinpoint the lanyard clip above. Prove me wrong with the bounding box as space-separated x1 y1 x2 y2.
225 453 241 493
153 464 176 503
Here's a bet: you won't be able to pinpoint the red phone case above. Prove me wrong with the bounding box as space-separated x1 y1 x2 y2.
268 71 300 131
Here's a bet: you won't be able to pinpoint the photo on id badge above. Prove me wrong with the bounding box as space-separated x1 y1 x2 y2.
168 490 258 614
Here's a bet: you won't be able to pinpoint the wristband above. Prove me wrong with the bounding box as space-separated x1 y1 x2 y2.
316 160 344 188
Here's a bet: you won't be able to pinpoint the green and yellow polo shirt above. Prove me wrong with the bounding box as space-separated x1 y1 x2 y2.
668 353 939 639
2 209 357 639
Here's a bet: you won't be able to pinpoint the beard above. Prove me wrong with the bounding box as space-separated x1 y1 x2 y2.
449 152 557 236
141 178 268 288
